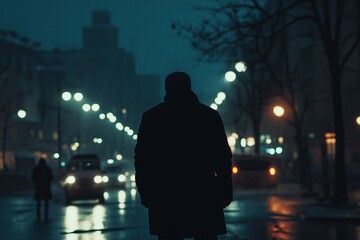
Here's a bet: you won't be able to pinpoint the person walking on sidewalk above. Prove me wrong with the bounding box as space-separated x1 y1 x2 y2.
134 71 233 240
31 157 53 221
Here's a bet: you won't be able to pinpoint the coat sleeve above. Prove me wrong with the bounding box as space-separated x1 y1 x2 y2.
134 113 154 208
213 111 233 208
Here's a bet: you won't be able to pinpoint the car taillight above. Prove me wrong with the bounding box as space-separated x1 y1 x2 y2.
232 166 239 174
269 167 276 176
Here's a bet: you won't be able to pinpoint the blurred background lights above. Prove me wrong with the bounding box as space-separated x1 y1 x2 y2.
217 92 226 101
225 71 236 82
273 106 285 117
74 92 83 101
210 103 218 110
235 61 247 72
116 122 124 131
91 103 100 111
17 109 26 118
275 147 283 154
62 92 72 101
356 116 360 125
99 113 106 120
82 103 91 112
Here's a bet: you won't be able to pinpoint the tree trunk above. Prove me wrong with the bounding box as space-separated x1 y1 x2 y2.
1 121 7 171
252 117 261 154
331 69 348 204
295 128 306 188
303 136 314 194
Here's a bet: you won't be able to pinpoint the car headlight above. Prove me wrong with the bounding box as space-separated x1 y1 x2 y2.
102 176 109 183
65 175 76 184
94 175 103 184
118 174 126 182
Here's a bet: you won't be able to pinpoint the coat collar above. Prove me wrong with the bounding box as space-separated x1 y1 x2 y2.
163 90 200 105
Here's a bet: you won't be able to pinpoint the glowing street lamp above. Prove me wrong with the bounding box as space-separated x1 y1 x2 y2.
225 71 236 82
356 115 360 126
99 113 106 120
217 92 226 101
82 103 91 112
273 106 285 117
74 92 83 101
62 92 72 101
210 103 218 110
17 109 26 118
235 61 247 72
91 103 100 112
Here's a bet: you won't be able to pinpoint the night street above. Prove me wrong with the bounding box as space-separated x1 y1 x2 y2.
1 1 360 239
1 183 360 240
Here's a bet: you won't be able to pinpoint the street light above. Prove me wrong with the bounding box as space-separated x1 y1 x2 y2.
217 92 226 101
235 61 247 72
210 103 218 110
273 105 285 117
91 103 100 112
74 92 83 101
356 115 360 126
82 104 91 112
17 109 26 119
225 71 236 82
62 92 72 101
99 113 106 120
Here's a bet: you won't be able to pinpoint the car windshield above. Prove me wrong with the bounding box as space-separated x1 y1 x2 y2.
235 160 271 171
104 166 122 173
67 160 100 171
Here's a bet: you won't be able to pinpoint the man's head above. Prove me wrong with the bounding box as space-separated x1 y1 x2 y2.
165 71 191 95
38 157 46 165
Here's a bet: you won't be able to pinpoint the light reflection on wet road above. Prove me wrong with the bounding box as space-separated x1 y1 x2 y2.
1 184 360 239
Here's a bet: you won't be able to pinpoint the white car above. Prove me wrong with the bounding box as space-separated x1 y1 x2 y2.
62 154 106 205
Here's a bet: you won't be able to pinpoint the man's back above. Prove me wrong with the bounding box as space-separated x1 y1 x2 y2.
134 72 233 239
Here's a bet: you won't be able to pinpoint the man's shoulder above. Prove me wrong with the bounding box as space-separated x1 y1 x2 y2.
142 101 219 118
142 102 166 116
197 102 220 117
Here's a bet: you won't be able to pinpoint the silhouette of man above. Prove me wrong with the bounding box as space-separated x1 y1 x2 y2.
31 157 53 221
134 71 233 240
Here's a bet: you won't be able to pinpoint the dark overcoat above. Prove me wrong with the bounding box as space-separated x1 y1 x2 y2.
31 161 53 200
134 91 233 237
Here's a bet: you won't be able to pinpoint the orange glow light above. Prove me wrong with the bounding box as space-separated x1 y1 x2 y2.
269 167 276 176
232 166 239 174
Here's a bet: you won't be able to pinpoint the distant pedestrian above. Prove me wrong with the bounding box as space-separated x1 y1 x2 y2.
134 71 233 240
31 157 53 221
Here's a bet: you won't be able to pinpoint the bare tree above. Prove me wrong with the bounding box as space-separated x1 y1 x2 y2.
0 59 17 171
175 0 360 204
174 3 275 154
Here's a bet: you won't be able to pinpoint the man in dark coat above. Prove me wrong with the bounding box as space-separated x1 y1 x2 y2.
31 157 53 221
134 71 233 240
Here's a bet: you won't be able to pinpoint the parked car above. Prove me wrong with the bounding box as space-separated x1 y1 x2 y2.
61 154 106 205
231 153 279 189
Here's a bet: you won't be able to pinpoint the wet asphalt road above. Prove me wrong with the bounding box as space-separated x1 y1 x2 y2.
1 183 360 240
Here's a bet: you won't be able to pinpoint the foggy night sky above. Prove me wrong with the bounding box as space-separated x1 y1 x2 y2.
0 0 227 103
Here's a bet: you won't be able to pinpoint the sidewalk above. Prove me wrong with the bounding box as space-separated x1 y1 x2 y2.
0 172 34 195
300 186 360 222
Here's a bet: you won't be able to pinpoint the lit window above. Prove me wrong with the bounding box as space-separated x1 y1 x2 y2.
38 130 44 140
